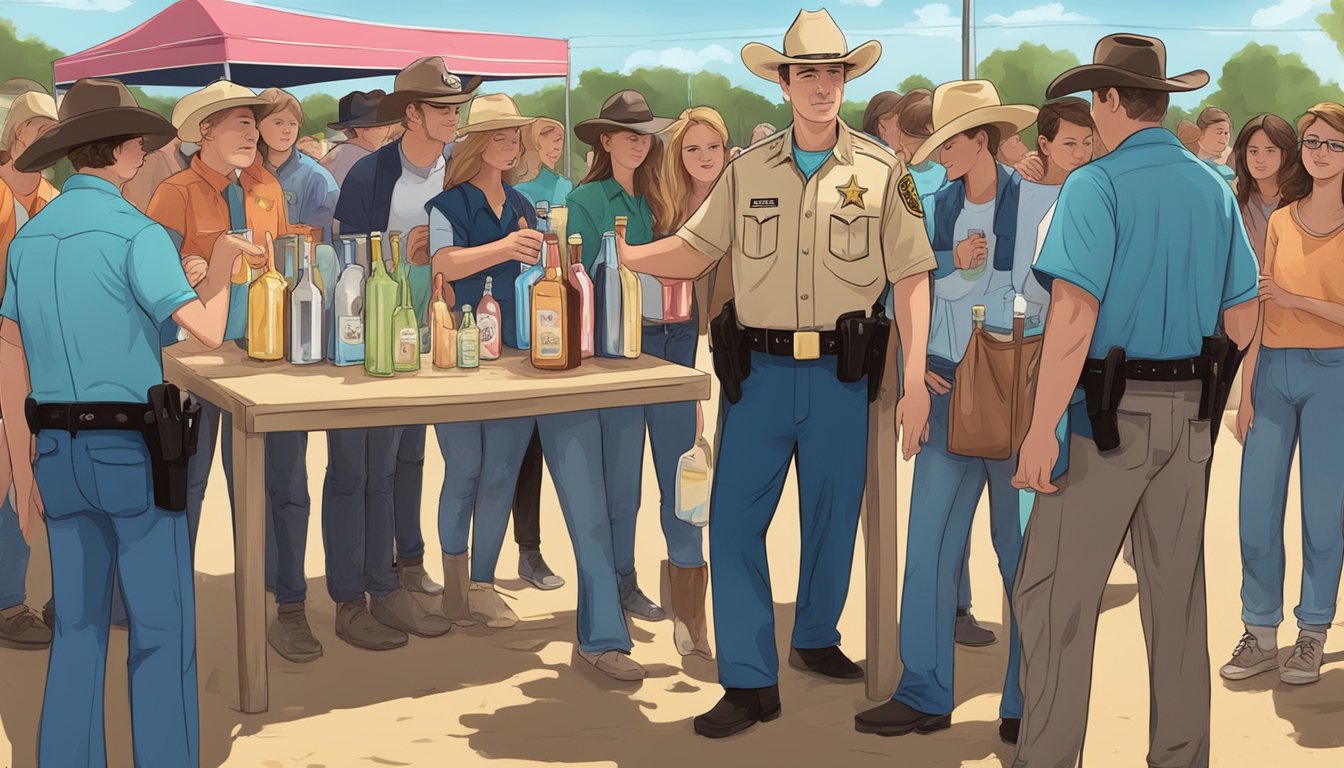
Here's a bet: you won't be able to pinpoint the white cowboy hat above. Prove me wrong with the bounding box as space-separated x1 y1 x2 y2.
741 9 881 83
173 80 269 143
911 80 1039 166
457 93 537 136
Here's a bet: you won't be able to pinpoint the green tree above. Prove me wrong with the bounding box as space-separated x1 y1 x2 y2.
898 74 935 94
976 43 1080 144
300 93 338 138
1198 43 1344 134
1320 0 1344 58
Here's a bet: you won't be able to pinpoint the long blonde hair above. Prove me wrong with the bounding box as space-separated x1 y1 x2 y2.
580 130 675 235
661 107 731 234
516 118 564 183
443 128 524 192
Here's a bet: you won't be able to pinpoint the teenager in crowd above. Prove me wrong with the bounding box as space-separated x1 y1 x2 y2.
321 90 396 187
515 117 573 207
257 88 339 243
1180 106 1236 183
862 90 903 149
1231 114 1309 264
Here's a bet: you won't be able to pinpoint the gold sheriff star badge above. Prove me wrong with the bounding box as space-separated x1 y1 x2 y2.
837 175 868 210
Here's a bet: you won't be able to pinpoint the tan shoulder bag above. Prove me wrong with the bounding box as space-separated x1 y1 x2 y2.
947 312 1043 460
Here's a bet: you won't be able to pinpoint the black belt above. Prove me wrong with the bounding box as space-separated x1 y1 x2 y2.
25 399 149 436
744 327 840 357
1082 356 1208 382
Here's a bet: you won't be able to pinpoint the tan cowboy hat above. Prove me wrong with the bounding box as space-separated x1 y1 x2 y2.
16 78 176 172
911 80 1039 166
1047 34 1209 99
574 90 674 147
376 57 483 123
1 91 58 152
173 80 269 143
457 93 537 135
741 9 881 82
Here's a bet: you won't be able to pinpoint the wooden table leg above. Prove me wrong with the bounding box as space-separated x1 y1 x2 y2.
232 423 268 714
863 331 901 702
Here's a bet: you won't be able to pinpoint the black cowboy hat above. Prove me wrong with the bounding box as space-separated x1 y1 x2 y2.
328 89 394 131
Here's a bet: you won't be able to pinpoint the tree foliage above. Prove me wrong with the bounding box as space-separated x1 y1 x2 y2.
1198 43 1344 134
1320 0 1344 59
975 43 1080 145
898 74 935 94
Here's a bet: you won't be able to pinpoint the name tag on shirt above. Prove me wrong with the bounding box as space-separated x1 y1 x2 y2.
750 198 778 209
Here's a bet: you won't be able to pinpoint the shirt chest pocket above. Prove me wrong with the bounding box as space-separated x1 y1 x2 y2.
740 214 780 260
826 213 881 287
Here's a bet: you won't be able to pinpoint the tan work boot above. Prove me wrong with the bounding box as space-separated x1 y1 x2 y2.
441 552 476 626
668 561 712 659
371 587 452 638
0 604 52 650
577 649 646 681
396 556 443 596
335 598 407 651
468 582 519 628
267 602 323 662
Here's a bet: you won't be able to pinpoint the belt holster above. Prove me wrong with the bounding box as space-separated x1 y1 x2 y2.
1081 346 1127 452
709 301 751 404
835 303 891 402
1200 335 1243 444
142 383 200 512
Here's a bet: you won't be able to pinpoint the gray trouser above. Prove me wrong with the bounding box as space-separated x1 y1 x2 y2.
1013 381 1212 768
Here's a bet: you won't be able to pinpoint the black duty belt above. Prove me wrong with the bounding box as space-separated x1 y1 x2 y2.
25 399 149 436
744 327 840 360
1082 355 1208 382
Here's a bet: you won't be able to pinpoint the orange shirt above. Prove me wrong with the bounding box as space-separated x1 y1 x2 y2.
1262 203 1344 349
0 175 58 301
147 153 293 265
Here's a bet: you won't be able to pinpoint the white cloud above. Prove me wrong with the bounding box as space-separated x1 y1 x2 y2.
839 0 885 6
17 0 132 9
984 3 1096 25
622 44 733 74
1251 0 1329 27
905 3 961 39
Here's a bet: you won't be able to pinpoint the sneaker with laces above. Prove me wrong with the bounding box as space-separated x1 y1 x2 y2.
1280 633 1324 685
1219 631 1278 681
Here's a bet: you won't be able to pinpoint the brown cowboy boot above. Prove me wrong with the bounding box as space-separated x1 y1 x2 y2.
668 561 712 659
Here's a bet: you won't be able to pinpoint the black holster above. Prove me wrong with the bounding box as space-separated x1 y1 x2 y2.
710 301 752 404
142 384 201 512
1081 346 1128 452
1201 334 1244 450
836 303 891 402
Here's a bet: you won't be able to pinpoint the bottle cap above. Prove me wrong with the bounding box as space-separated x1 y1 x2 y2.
971 304 986 321
568 234 582 245
462 304 472 311
614 216 628 226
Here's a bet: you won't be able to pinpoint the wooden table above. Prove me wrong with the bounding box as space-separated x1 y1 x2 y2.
164 341 711 714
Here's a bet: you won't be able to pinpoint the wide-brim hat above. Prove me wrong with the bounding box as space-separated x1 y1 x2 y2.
574 90 674 147
16 78 176 172
741 9 881 83
173 80 269 143
457 93 537 136
1 91 58 151
911 80 1039 166
1046 33 1209 100
328 89 393 131
376 57 482 123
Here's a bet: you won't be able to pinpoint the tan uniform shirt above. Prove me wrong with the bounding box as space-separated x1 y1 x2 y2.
678 122 935 331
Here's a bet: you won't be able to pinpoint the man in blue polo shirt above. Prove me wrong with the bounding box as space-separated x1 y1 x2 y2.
1009 35 1259 768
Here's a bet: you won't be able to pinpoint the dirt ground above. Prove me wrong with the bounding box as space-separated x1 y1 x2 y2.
1 343 1341 767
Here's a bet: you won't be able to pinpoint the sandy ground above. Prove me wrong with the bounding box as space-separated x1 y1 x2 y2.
1 340 1341 768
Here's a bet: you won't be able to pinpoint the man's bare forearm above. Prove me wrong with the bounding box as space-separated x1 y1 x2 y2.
171 271 233 348
1030 281 1098 434
621 236 715 281
0 324 34 494
891 272 931 386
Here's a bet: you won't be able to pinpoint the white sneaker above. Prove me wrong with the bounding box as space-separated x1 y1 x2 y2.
1280 633 1324 685
1219 631 1278 681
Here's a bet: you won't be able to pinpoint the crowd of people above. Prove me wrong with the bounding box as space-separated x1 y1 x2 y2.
0 8 1342 768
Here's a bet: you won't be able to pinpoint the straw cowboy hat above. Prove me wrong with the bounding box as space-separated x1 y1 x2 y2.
574 90 674 147
328 89 391 132
16 78 176 173
1 91 58 153
911 80 1039 166
376 57 482 123
457 93 537 136
173 80 269 143
1046 34 1209 99
741 9 881 82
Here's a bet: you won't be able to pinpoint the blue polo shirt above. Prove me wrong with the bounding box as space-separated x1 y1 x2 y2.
425 182 538 349
0 174 196 403
515 166 574 209
271 149 339 244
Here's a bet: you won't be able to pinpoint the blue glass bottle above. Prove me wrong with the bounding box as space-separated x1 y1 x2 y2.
515 202 549 350
592 230 624 357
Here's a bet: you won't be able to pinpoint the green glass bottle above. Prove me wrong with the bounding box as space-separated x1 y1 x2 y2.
363 233 397 377
458 304 481 370
391 247 421 372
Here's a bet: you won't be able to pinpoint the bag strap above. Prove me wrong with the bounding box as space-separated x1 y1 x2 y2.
1010 313 1025 446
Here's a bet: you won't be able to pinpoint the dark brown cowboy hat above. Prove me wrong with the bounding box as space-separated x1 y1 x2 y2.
328 89 394 131
1047 34 1209 100
376 57 482 123
574 90 675 147
17 78 176 172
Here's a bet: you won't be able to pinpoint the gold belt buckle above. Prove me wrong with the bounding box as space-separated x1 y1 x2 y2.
793 330 821 361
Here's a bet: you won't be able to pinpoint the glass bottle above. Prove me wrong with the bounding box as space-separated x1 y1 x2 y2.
363 233 397 377
478 275 502 361
531 233 579 370
332 237 365 367
458 304 481 369
391 243 421 373
972 304 986 331
593 231 624 357
616 220 642 359
515 215 547 350
534 200 550 235
566 234 596 359
431 272 457 369
288 234 325 365
228 228 252 285
246 236 287 361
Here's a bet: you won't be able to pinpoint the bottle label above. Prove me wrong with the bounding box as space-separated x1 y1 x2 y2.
396 328 418 364
339 316 363 345
536 309 562 359
479 314 500 358
459 332 480 367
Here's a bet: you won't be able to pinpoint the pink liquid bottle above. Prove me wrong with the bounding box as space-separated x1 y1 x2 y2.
478 275 503 361
566 234 596 358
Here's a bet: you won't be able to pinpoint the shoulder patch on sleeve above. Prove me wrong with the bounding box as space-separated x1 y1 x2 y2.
897 174 924 219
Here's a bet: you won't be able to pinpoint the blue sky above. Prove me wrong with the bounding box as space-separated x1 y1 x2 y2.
3 0 1341 109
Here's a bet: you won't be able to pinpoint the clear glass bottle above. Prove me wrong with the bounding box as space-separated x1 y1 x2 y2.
593 230 624 357
478 275 502 361
458 304 481 369
332 237 365 366
566 234 596 359
288 234 325 365
247 237 287 361
431 272 457 369
363 233 397 377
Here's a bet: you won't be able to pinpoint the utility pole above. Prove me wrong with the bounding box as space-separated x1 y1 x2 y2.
962 0 975 80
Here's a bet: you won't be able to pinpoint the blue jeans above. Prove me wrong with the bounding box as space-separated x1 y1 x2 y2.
711 352 869 689
322 427 401 603
34 431 197 768
480 412 631 654
639 319 705 568
393 425 427 561
433 420 511 583
1239 346 1344 629
893 387 1024 719
0 495 29 610
599 406 645 578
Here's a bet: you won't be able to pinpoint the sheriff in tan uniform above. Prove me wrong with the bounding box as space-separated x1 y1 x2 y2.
619 9 935 740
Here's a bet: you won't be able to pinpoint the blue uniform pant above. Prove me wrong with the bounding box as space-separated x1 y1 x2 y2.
1238 346 1344 629
480 412 632 654
35 431 197 768
393 425 427 561
0 495 30 610
322 427 401 603
433 421 509 583
638 319 706 569
711 352 868 689
893 388 1024 719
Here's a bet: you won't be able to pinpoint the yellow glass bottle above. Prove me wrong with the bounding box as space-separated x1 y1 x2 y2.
431 272 457 369
247 236 287 361
614 216 642 359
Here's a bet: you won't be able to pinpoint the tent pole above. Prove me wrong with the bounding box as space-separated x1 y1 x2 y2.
223 61 232 82
564 39 572 180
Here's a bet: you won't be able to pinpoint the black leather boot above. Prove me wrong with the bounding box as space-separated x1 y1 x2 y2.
693 686 782 739
788 645 864 681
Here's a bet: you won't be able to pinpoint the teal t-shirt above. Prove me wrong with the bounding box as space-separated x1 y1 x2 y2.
793 146 831 181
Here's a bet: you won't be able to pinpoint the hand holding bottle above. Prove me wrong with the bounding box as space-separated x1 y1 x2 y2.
404 224 431 266
211 231 267 276
954 234 988 271
501 218 543 266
